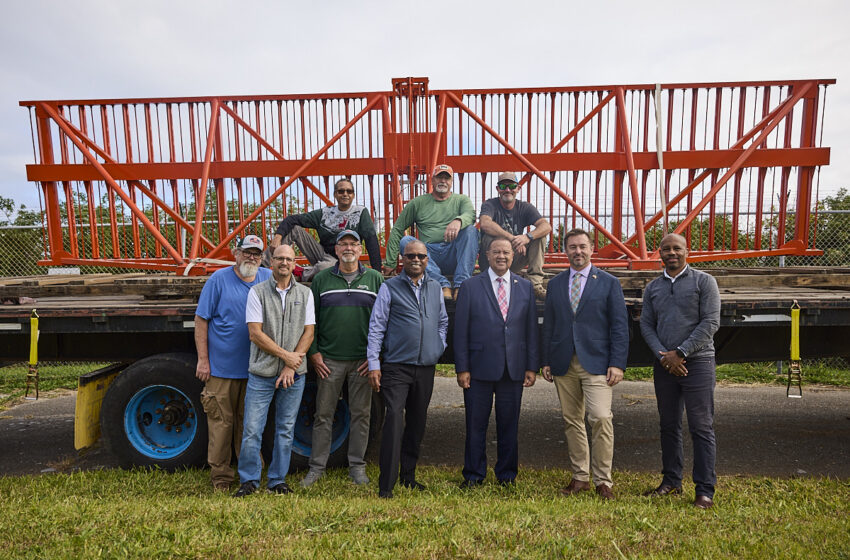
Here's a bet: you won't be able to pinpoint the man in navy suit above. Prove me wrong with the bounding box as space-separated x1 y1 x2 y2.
454 238 539 487
541 228 628 500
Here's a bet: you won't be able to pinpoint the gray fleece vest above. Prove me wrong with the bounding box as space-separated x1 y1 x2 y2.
248 277 311 377
380 273 444 366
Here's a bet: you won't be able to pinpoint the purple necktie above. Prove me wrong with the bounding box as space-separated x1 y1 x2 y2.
497 277 508 320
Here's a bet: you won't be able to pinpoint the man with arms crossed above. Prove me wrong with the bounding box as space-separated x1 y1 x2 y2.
640 233 720 509
478 172 552 300
271 178 382 278
234 244 315 497
383 164 477 299
454 238 539 487
541 228 628 500
301 230 383 487
195 234 271 491
368 239 448 498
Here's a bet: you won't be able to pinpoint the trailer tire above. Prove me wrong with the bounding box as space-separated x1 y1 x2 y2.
101 353 207 470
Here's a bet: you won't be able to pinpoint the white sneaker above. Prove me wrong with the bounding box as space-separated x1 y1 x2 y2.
300 469 324 487
349 469 369 485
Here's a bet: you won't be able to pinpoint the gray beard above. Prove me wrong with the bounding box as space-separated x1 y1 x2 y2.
238 262 259 278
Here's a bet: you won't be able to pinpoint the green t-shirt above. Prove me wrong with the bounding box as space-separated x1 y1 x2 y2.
384 193 476 267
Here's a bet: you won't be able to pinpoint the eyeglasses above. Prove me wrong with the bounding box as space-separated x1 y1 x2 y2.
337 242 360 249
240 251 262 260
272 256 295 263
335 189 354 195
403 253 428 260
497 183 519 191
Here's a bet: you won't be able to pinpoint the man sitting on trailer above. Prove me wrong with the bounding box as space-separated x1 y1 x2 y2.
194 234 272 492
234 244 315 497
382 164 477 300
640 233 720 509
478 171 552 300
269 177 383 280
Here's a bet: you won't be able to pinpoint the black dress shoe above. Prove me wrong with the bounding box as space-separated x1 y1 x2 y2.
233 482 257 498
693 495 714 509
497 479 515 487
378 490 393 499
643 484 682 497
270 482 292 495
400 479 426 491
459 479 484 489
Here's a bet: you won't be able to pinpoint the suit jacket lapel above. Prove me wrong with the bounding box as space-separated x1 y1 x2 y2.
504 273 523 322
481 273 504 320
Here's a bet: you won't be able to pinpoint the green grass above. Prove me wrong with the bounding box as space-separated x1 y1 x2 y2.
0 362 107 410
625 361 850 386
0 467 847 559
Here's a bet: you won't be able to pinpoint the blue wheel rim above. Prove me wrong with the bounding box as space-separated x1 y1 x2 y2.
292 381 350 458
124 384 197 460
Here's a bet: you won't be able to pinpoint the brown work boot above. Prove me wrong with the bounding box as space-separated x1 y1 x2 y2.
533 284 547 300
560 479 591 496
595 484 614 500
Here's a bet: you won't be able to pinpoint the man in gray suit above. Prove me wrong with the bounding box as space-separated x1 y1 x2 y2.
541 228 629 500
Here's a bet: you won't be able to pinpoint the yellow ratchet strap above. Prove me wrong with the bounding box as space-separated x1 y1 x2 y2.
25 309 39 400
787 300 802 398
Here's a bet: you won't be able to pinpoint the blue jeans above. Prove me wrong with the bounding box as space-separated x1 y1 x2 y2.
238 373 305 488
400 226 478 288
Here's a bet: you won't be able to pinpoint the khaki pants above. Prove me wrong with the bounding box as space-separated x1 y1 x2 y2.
309 358 372 472
479 233 545 288
200 376 247 487
553 355 614 487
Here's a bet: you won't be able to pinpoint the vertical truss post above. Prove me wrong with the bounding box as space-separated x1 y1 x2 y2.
792 84 820 247
34 106 65 262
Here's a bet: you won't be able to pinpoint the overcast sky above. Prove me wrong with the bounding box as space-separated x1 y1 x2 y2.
1 0 847 212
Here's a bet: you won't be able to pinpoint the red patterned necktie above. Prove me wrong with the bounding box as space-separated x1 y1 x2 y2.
497 277 508 320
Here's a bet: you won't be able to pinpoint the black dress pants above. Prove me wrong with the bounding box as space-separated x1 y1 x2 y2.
378 363 435 493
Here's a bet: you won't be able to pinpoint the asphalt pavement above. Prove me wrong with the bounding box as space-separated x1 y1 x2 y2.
1 380 849 478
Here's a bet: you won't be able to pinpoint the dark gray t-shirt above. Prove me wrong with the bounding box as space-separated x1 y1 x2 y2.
480 198 542 235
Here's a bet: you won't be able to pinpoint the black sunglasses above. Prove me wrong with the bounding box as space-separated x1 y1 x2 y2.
497 182 519 190
403 253 428 260
336 188 355 194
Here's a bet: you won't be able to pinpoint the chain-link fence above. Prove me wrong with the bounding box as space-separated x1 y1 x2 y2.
1 206 847 378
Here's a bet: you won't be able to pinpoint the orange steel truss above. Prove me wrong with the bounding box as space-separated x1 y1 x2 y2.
20 77 833 273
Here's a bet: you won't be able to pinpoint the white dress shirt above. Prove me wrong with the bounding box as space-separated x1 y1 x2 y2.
488 267 511 308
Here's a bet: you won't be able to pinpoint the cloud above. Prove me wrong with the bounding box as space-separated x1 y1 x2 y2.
1 0 847 211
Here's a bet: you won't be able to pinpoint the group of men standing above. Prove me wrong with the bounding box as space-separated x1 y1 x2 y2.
194 164 721 509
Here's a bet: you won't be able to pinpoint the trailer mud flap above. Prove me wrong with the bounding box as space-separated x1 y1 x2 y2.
74 363 126 450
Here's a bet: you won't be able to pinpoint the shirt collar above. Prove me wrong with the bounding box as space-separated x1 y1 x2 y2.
570 265 591 280
487 268 511 284
663 265 690 281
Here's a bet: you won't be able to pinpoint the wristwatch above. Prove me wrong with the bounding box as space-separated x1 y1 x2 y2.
675 347 686 358
526 232 534 241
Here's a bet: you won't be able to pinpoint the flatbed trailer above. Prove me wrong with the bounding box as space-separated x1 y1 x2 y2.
1 268 848 470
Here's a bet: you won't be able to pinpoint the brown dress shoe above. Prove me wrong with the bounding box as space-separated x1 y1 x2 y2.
595 484 614 500
560 479 591 496
643 484 682 497
693 495 714 509
442 287 453 299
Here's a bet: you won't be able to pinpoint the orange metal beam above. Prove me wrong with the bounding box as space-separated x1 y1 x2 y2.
38 103 184 265
445 90 639 261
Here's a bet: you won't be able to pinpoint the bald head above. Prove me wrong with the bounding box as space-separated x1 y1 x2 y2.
659 233 688 275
